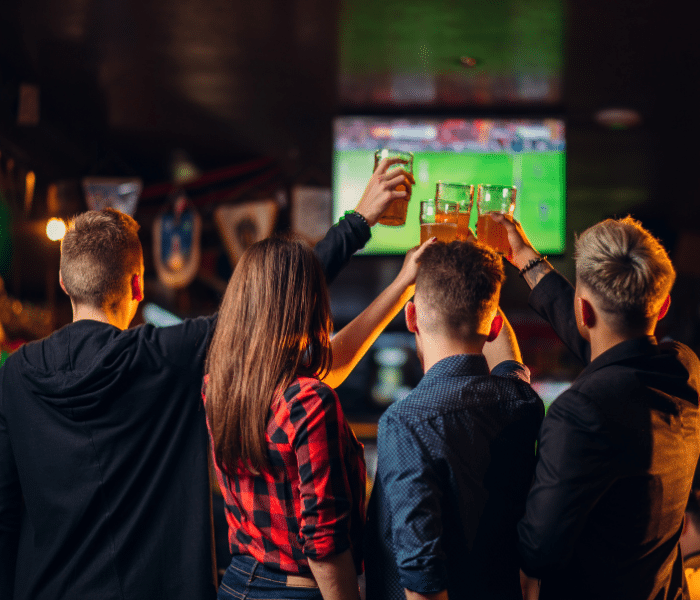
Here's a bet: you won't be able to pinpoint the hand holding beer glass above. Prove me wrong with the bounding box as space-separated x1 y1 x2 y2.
476 185 517 255
373 149 414 226
436 182 474 241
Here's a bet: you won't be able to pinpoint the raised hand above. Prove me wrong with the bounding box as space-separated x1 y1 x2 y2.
354 157 416 227
395 237 436 288
488 213 539 270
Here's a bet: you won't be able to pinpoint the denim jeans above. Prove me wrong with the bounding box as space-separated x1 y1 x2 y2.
217 554 323 600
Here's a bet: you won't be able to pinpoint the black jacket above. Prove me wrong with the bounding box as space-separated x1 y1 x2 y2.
518 270 700 600
0 213 369 600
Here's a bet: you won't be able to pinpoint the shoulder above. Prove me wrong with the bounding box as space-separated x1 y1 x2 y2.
282 376 340 424
660 339 700 373
139 314 215 345
379 386 429 424
135 315 216 366
544 387 605 433
283 376 337 404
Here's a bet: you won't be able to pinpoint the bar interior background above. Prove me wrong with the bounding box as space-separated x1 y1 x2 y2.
1 0 699 418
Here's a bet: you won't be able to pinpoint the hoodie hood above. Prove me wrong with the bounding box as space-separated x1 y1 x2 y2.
15 319 139 418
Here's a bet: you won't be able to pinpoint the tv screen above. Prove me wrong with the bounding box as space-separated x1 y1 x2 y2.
333 116 566 255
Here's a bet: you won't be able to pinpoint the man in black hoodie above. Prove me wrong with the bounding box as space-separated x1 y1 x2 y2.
0 158 415 600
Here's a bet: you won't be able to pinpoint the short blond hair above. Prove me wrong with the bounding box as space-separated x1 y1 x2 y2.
60 209 142 310
574 216 675 328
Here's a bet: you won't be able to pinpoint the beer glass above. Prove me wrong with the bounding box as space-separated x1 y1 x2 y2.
436 182 474 241
420 199 458 244
476 185 517 255
374 149 414 226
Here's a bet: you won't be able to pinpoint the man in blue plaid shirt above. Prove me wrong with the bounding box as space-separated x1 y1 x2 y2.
365 241 544 600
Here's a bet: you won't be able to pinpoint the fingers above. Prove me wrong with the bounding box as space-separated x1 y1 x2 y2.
489 212 517 230
382 170 413 199
383 168 412 186
375 156 410 174
411 236 437 260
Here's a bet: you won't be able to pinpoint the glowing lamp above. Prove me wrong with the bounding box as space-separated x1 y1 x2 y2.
46 218 67 241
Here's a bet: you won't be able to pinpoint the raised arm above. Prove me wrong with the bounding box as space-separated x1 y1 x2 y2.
483 308 523 370
489 213 553 289
314 157 415 283
323 239 433 389
490 213 591 364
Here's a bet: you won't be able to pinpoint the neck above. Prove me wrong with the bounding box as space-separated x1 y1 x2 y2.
588 322 654 362
420 333 485 374
72 302 131 330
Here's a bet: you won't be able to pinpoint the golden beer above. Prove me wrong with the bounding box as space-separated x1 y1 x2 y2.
476 213 511 255
420 222 458 244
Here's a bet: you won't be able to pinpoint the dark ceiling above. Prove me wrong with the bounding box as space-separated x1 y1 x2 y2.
0 0 697 215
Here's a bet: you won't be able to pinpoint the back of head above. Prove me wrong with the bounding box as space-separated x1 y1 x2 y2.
60 208 142 310
415 241 504 340
574 216 675 330
205 236 332 474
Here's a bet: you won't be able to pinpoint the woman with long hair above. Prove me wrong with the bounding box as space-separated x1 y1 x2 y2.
205 236 430 600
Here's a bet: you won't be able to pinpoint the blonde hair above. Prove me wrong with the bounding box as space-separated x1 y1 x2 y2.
60 209 142 310
574 216 675 328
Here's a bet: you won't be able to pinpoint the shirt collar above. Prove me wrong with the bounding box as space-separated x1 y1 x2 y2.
578 335 659 379
422 353 490 382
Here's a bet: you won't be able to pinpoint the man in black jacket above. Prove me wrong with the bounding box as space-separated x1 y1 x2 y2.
0 158 414 600
492 213 700 600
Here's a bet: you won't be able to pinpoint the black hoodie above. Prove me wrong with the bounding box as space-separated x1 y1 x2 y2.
0 316 217 600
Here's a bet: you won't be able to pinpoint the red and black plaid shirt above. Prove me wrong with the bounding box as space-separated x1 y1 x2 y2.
205 376 366 574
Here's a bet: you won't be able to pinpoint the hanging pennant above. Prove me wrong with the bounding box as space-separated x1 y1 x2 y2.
82 177 142 216
214 199 278 267
152 190 202 289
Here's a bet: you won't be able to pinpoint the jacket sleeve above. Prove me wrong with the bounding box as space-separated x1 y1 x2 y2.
0 374 21 598
313 213 371 284
528 270 591 365
517 388 615 577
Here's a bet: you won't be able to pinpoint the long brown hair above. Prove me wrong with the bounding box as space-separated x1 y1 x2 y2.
205 237 333 475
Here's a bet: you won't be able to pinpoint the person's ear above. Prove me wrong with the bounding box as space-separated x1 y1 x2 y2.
658 295 671 321
59 272 68 295
486 313 503 342
578 297 595 329
131 273 144 302
405 301 418 334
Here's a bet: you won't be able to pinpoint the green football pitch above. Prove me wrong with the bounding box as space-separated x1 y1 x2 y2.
333 150 566 255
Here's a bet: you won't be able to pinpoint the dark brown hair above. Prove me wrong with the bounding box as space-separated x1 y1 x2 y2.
205 236 333 475
415 241 504 340
60 208 142 310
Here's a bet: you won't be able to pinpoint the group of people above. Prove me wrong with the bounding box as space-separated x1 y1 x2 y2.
1 158 699 600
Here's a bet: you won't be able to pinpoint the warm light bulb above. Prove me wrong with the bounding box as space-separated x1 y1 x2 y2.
46 218 67 241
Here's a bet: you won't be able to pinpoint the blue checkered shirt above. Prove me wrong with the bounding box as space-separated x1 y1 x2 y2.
365 354 544 600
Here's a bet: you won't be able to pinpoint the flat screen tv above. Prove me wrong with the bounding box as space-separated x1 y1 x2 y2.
332 116 566 255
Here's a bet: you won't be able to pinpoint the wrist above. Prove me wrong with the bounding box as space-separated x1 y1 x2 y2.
345 209 373 228
511 248 540 271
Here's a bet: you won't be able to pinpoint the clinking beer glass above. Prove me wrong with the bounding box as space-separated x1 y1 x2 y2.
420 199 458 244
476 184 517 255
435 182 474 242
374 149 414 226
